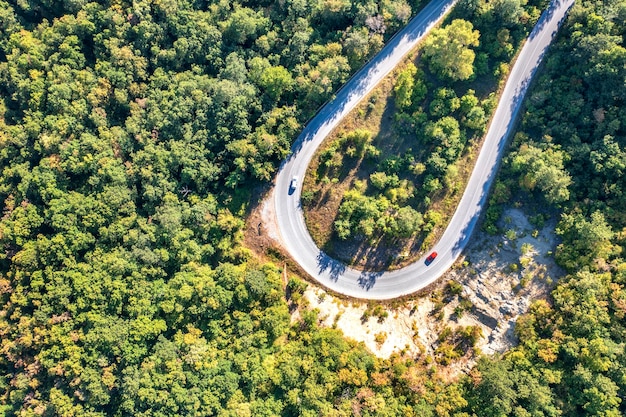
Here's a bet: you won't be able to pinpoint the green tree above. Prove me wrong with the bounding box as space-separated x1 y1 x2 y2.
394 62 418 110
426 116 464 162
555 211 614 270
343 26 371 66
466 356 559 417
392 206 423 238
463 105 487 131
493 0 524 27
370 171 399 190
259 65 293 102
221 6 269 45
510 144 572 204
423 19 480 81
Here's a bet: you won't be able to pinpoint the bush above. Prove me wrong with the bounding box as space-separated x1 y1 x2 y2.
447 280 464 296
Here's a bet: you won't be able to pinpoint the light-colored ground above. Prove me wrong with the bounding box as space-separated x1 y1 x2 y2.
249 182 562 366
296 207 562 365
261 194 281 244
303 287 437 358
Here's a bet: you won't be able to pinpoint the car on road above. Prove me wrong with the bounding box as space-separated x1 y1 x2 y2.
289 176 298 192
425 251 437 266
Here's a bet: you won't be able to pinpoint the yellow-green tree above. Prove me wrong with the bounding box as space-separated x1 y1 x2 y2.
423 19 480 81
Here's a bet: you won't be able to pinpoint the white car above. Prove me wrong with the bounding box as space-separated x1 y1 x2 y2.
289 176 298 191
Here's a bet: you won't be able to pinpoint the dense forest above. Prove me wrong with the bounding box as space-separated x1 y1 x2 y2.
470 0 626 415
0 0 625 416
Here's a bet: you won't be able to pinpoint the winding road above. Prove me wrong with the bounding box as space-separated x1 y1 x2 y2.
273 0 575 300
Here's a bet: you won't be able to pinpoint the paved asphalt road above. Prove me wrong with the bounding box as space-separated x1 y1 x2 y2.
274 0 575 300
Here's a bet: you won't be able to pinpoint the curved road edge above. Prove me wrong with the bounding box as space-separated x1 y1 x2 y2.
273 0 575 300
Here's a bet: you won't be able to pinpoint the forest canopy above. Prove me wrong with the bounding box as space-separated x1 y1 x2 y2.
0 0 435 415
0 0 625 415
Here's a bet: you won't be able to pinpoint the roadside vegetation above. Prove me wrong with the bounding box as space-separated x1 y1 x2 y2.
0 0 625 415
0 0 450 415
303 0 548 269
466 1 626 414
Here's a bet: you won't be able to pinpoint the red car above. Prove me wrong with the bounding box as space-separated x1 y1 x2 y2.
425 251 437 266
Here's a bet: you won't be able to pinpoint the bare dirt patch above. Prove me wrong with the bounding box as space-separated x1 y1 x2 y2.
293 207 562 373
243 165 562 373
243 185 281 260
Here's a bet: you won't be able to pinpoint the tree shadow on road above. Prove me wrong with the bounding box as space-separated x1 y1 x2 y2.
316 251 346 282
